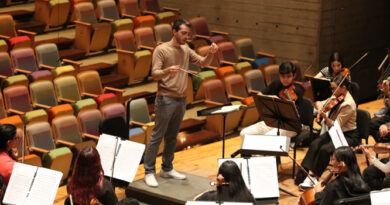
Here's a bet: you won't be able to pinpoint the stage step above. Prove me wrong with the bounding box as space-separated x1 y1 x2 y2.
80 62 115 76
101 74 129 88
180 118 205 132
176 130 219 151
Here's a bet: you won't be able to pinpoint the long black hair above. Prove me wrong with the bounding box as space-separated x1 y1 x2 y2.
0 124 16 152
328 52 345 76
334 146 370 194
217 160 256 203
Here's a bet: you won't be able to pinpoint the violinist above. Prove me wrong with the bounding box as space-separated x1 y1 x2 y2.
370 78 390 142
361 144 390 190
297 74 361 189
314 52 351 81
314 146 369 205
240 62 304 137
195 160 256 204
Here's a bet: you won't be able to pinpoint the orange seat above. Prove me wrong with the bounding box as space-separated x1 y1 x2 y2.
48 104 74 122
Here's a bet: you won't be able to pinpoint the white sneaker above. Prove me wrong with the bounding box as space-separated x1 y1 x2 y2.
299 175 318 191
144 173 158 187
160 169 186 180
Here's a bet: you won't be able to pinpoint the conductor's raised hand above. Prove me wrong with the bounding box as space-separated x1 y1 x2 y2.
209 43 218 54
166 65 180 75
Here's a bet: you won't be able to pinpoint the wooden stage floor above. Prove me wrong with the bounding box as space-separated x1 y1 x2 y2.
53 99 384 205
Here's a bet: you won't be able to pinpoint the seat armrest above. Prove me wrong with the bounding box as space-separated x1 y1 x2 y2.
34 103 51 109
139 45 154 51
228 94 245 101
163 7 180 12
8 108 25 115
256 51 275 59
15 68 32 75
56 139 75 147
131 121 147 127
239 56 254 62
204 65 218 70
74 20 92 27
29 146 50 154
211 30 229 36
103 87 124 94
194 34 210 39
187 70 199 75
143 10 157 15
249 89 261 95
62 59 82 72
0 34 10 40
220 60 236 66
81 92 99 98
122 14 136 19
39 64 55 70
83 133 99 140
204 100 224 107
58 97 76 104
17 29 37 36
117 49 135 55
100 17 114 22
0 74 7 79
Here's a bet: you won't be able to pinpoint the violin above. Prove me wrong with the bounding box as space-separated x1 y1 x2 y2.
315 94 345 123
210 174 229 187
90 198 99 205
279 84 298 101
339 68 350 78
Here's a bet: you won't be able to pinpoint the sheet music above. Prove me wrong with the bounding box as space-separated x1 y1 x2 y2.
218 157 279 199
3 163 36 205
96 134 118 177
25 167 63 205
113 140 145 182
242 134 290 153
370 189 390 205
328 120 349 148
211 105 241 114
3 163 62 205
186 202 253 205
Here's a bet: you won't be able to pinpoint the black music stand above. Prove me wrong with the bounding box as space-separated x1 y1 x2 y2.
310 78 332 101
197 103 253 158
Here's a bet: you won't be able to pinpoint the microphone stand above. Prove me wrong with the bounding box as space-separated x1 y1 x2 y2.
110 136 120 183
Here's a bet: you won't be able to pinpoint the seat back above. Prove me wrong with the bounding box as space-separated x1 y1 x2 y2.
203 79 228 104
218 41 239 63
189 17 210 36
3 85 32 113
76 70 103 96
134 27 157 49
0 92 6 119
101 103 126 120
97 0 120 20
53 75 82 102
224 74 248 98
0 15 17 38
35 43 61 68
263 64 280 85
26 122 56 151
154 24 172 43
140 0 161 13
127 98 151 124
197 45 220 68
99 116 128 140
29 80 58 107
78 109 102 136
244 69 266 93
356 109 371 142
235 38 256 59
74 2 98 23
52 115 82 143
114 30 137 51
11 48 39 72
0 52 14 77
118 0 141 17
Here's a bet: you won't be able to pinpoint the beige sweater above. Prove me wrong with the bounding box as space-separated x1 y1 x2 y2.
151 41 210 98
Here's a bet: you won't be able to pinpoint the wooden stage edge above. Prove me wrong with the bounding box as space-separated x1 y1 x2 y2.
53 99 384 205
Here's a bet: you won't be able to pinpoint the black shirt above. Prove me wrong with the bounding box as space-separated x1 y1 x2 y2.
196 189 256 204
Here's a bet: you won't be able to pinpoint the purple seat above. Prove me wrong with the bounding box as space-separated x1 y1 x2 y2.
29 70 52 82
3 85 33 115
100 103 126 120
77 109 102 136
0 52 14 77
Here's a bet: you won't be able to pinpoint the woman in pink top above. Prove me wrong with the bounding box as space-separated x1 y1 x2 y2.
0 124 17 186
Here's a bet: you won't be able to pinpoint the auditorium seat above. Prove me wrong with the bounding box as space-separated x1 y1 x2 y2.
244 69 266 94
214 66 235 85
77 109 102 136
76 70 124 105
192 70 216 100
0 40 8 52
118 0 155 29
22 109 48 125
134 27 157 51
234 38 275 70
3 85 33 115
139 0 179 24
48 103 74 122
0 52 15 78
35 43 81 72
73 98 97 116
101 103 126 120
115 30 152 85
154 24 172 44
224 74 259 126
3 74 29 88
0 92 7 119
203 79 243 136
73 2 112 55
189 17 228 43
196 45 220 70
34 0 71 30
29 80 58 109
26 121 73 181
0 15 35 50
263 64 280 86
217 41 252 76
53 75 82 104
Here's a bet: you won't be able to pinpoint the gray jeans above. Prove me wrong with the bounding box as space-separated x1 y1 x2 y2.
144 96 187 174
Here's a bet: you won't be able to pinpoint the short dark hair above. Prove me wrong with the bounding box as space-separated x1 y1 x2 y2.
0 124 16 152
279 62 296 74
172 19 191 32
333 73 350 89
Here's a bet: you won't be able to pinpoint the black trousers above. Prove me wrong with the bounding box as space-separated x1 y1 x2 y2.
363 157 390 190
369 114 390 142
301 129 360 177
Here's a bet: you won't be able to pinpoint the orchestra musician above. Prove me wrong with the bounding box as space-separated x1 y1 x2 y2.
313 146 369 205
0 124 17 186
314 52 351 81
240 62 304 137
360 144 390 190
370 78 390 143
297 74 361 189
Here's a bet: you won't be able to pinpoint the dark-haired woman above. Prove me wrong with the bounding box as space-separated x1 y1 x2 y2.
314 52 350 81
0 124 17 186
195 160 256 204
65 146 118 205
314 146 369 205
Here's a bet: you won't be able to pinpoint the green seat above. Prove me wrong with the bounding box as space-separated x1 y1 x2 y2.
112 18 134 34
234 61 252 73
23 109 48 124
30 80 58 108
52 65 75 78
42 147 73 181
0 40 8 52
73 98 97 115
192 70 216 92
3 74 28 88
155 11 175 24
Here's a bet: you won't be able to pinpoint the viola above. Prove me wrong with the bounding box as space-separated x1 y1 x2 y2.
339 68 350 78
315 94 345 123
279 84 298 101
